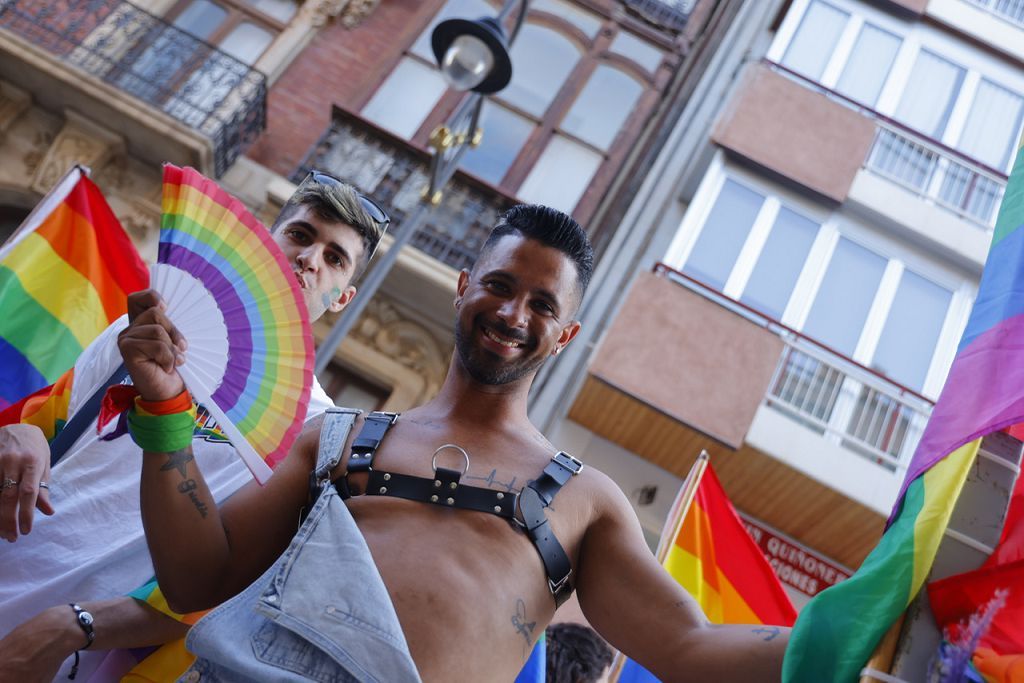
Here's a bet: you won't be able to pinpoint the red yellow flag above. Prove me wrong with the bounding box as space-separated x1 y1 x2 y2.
663 463 797 626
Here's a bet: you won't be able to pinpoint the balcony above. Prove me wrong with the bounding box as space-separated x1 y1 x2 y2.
294 105 517 273
569 265 935 567
621 0 694 32
864 124 1005 229
964 0 1024 26
0 0 266 177
757 60 1007 232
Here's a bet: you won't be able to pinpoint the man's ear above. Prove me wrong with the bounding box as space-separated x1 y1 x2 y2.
552 320 582 355
330 285 357 313
455 269 470 306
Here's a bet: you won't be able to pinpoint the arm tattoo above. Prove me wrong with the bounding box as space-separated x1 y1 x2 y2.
177 478 209 518
510 598 537 654
752 627 781 641
160 449 194 479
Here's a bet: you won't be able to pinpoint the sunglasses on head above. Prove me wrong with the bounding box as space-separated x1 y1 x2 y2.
305 170 391 228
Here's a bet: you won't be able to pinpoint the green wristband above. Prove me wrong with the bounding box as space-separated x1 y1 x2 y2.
127 409 196 452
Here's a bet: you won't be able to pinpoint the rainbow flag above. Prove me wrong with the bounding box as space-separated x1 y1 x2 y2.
619 462 795 681
0 167 148 410
784 133 1024 682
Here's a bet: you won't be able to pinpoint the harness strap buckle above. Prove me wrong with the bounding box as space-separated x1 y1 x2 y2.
548 570 572 596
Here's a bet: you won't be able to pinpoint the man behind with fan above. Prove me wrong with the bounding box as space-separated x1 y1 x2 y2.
118 205 789 682
0 172 390 681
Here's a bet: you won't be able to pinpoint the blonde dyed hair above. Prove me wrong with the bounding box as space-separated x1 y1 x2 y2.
272 179 383 275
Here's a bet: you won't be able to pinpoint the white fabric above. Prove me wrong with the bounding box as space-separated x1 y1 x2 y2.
0 315 332 656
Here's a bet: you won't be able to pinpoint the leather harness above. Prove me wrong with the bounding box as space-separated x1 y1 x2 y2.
318 411 583 607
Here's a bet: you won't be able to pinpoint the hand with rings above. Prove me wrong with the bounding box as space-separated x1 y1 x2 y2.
0 424 54 542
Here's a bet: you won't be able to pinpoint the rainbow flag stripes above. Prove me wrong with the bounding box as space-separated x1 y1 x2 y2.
0 170 148 410
159 164 313 479
785 133 1024 682
619 463 795 682
664 465 797 626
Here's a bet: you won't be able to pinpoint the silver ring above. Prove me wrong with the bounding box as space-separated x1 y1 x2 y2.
38 481 49 490
1 477 18 490
431 444 470 476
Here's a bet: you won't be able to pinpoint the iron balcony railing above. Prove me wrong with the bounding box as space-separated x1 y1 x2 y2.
294 106 517 273
621 0 694 32
654 263 934 473
965 0 1024 26
766 60 1008 231
864 124 1005 228
0 0 266 177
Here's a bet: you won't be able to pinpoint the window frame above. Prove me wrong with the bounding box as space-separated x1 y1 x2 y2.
365 0 673 223
165 0 291 61
667 155 968 397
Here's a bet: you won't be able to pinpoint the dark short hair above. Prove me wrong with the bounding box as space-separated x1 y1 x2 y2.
271 181 381 276
545 623 613 683
477 204 594 303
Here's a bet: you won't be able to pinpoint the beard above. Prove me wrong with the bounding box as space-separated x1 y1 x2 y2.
454 317 544 386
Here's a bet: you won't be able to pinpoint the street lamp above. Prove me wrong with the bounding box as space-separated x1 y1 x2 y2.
314 0 529 374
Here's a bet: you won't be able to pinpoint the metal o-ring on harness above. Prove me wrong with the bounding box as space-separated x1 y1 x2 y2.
431 443 470 476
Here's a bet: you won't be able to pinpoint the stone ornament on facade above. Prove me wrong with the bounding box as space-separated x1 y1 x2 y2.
308 0 380 28
30 111 124 196
352 299 449 398
0 81 31 144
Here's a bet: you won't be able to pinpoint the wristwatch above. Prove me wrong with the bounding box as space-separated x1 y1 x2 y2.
67 603 94 681
69 603 95 648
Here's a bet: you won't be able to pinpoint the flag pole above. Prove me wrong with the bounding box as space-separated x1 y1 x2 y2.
857 614 906 683
608 450 711 682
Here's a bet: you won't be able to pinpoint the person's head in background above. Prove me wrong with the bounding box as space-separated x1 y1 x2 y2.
546 622 614 683
271 171 389 321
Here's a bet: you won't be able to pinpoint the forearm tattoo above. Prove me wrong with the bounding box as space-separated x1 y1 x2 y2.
752 626 781 641
159 449 207 517
160 449 194 479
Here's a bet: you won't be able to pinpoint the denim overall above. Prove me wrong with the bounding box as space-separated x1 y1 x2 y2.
179 409 422 683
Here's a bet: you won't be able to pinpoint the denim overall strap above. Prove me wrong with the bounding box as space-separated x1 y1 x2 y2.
304 409 360 522
182 407 421 683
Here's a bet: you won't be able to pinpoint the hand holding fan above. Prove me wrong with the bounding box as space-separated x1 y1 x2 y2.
152 164 313 484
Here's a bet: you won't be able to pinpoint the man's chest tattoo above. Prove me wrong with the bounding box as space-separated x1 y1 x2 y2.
511 598 537 653
462 468 519 493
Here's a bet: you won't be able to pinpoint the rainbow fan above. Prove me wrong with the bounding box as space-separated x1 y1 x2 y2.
153 164 313 483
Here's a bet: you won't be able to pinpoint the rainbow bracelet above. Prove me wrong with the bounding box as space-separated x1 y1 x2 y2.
127 401 197 453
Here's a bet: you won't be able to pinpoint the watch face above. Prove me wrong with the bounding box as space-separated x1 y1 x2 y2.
78 611 94 626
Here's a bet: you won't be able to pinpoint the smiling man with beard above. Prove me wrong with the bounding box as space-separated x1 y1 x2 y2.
117 204 790 683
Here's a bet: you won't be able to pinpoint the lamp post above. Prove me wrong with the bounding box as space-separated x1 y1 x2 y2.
314 0 529 374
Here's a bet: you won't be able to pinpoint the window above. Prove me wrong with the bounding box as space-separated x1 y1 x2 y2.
458 102 535 185
118 0 292 127
740 207 819 320
834 23 901 107
957 79 1024 171
362 0 665 219
362 60 449 139
562 65 644 150
681 179 764 291
167 0 293 64
894 50 964 138
781 1 849 80
802 238 887 356
871 271 952 390
674 170 958 392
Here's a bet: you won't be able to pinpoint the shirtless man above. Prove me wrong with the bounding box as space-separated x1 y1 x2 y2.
122 205 789 681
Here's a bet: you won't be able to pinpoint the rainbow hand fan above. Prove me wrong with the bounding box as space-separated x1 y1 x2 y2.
152 164 313 484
